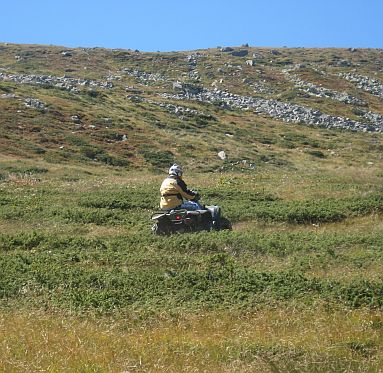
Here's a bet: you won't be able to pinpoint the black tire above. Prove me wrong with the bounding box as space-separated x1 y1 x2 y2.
219 217 232 230
152 222 170 235
207 206 221 230
152 223 161 235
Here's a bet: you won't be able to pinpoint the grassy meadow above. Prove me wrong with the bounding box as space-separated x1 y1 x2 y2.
0 43 383 371
0 157 382 372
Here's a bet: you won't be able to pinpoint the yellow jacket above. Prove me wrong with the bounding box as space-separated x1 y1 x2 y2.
160 175 197 210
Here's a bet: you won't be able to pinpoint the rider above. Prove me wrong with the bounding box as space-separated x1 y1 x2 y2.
160 164 202 211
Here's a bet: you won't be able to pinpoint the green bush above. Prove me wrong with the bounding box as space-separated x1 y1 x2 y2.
307 150 326 158
79 145 129 167
140 149 174 169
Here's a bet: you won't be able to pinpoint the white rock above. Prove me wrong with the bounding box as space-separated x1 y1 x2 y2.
218 151 226 160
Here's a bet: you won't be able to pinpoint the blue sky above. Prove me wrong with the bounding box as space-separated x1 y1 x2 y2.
1 0 382 51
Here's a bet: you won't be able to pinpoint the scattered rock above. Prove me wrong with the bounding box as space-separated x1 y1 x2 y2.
270 50 281 56
0 72 113 92
61 51 72 57
172 82 203 96
125 86 143 94
218 151 227 160
335 60 352 67
173 81 184 91
160 86 383 133
24 98 46 110
133 96 210 119
121 68 165 85
339 72 383 99
282 67 366 105
0 93 17 99
252 52 264 60
71 115 81 124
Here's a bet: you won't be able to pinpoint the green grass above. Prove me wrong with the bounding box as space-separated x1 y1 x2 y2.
0 169 382 314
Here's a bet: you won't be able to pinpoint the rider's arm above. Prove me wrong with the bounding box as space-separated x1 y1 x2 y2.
176 179 197 200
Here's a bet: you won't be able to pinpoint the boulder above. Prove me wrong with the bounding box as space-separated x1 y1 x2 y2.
218 151 227 160
220 47 234 52
24 98 46 110
71 115 81 124
173 81 183 91
230 50 248 57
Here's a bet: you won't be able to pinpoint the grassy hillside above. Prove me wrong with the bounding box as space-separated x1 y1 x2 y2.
0 43 382 372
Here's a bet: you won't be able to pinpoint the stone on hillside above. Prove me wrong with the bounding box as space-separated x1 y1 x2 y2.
252 52 263 59
173 82 203 95
270 49 281 55
160 83 383 133
336 60 352 67
220 47 234 52
71 115 81 124
245 60 255 66
173 81 183 91
218 151 227 160
24 98 45 110
231 50 248 57
61 51 72 57
0 93 17 99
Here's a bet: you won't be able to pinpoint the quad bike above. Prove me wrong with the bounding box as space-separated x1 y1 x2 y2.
151 204 232 235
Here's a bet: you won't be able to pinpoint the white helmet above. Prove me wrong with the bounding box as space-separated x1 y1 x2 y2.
169 164 183 177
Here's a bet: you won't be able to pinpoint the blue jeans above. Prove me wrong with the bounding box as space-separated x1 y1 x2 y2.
179 201 203 211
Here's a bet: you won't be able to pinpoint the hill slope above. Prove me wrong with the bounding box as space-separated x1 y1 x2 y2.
1 43 382 172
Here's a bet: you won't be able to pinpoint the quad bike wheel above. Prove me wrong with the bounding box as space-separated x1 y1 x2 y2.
219 217 232 230
152 221 170 235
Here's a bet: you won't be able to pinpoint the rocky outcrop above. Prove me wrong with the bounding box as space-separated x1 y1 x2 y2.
231 50 249 57
185 54 202 81
161 83 383 133
361 111 383 127
0 73 113 92
339 73 383 99
127 95 210 119
283 67 366 105
121 68 166 84
24 98 46 110
220 47 234 52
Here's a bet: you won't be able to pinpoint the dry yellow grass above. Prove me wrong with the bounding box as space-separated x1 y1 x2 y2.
0 308 381 372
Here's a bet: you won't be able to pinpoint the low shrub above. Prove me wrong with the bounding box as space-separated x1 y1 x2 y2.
140 149 174 169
